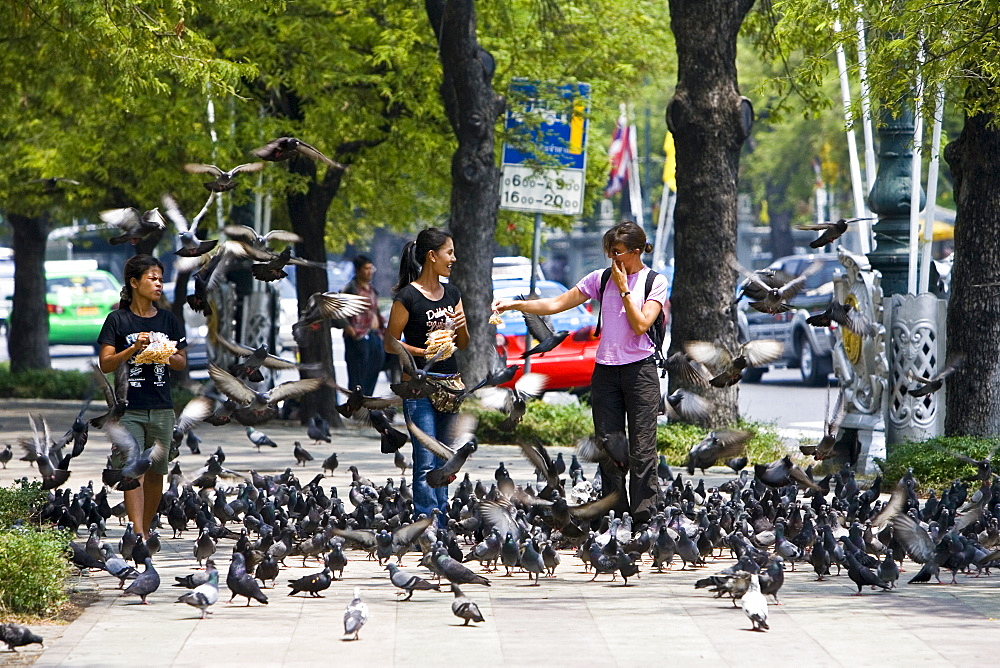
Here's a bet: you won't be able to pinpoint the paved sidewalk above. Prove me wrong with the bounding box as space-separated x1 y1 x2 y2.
2 400 999 667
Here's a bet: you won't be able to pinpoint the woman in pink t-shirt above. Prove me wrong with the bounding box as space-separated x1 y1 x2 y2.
492 221 667 522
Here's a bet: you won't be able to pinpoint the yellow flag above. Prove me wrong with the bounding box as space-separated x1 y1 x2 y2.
662 131 676 192
760 199 770 225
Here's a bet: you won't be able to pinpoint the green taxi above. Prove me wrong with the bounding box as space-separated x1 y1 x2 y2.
45 260 122 348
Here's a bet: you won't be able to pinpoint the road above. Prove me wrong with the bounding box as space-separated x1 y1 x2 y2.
2 336 833 439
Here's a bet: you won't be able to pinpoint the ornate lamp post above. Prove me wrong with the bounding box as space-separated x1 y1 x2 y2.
866 103 947 447
866 104 925 296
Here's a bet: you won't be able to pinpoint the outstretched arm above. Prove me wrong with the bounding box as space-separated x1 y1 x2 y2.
492 286 588 316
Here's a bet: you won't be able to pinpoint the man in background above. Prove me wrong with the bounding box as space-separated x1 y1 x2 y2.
341 255 386 395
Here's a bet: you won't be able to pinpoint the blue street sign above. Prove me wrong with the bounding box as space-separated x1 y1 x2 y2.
502 80 590 171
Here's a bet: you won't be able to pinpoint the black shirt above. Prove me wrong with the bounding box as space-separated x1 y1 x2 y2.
97 307 187 410
394 282 461 374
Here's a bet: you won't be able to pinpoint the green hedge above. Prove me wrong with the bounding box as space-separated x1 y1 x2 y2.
0 480 47 530
0 363 91 399
0 528 72 615
878 436 998 492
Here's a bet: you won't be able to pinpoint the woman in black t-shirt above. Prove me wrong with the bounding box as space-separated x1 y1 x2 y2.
386 228 469 522
97 254 187 537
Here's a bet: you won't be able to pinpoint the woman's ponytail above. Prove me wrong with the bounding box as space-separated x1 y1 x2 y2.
393 228 453 294
394 240 421 294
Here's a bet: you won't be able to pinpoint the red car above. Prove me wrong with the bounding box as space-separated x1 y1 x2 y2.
496 326 601 394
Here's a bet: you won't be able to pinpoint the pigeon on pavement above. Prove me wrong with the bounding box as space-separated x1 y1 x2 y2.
741 573 769 631
343 587 369 640
121 557 160 604
450 583 485 625
386 563 440 601
176 568 219 618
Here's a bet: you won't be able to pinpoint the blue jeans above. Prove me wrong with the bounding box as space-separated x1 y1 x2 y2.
403 398 454 525
344 331 384 396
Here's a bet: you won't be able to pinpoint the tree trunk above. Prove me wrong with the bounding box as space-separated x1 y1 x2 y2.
426 0 505 384
7 213 51 372
665 0 755 425
944 105 1000 436
766 183 795 261
288 158 346 427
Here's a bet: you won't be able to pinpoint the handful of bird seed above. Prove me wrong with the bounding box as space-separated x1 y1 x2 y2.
133 332 177 365
488 311 503 325
424 329 456 361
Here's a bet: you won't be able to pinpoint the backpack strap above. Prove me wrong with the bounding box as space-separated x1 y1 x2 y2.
643 270 669 376
594 268 613 337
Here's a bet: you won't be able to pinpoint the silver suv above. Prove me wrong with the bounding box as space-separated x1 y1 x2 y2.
736 254 841 386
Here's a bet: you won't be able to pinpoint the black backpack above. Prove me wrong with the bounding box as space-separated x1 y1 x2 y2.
595 268 669 377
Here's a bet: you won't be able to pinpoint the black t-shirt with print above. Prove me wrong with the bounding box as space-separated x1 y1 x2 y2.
97 307 187 410
394 282 461 374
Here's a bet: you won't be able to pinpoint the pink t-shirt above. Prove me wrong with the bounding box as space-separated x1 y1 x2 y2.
576 266 668 365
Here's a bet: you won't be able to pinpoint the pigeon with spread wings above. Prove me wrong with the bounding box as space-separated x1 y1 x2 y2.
684 340 784 388
405 413 478 488
89 362 129 428
475 372 546 431
223 225 302 251
19 414 70 490
730 255 823 314
183 162 264 192
660 389 712 423
333 384 401 419
456 346 520 401
295 291 371 328
806 300 878 338
521 310 569 358
101 422 168 491
252 136 346 170
161 193 218 257
207 364 325 414
99 207 166 246
686 429 752 474
907 354 964 397
221 238 327 282
210 330 306 382
799 389 847 460
794 217 873 248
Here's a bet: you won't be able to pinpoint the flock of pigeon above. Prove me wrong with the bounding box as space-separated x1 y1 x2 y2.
6 388 1000 651
2 162 997 652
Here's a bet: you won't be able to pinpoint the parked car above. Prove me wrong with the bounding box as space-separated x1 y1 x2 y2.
492 278 599 394
736 253 842 386
44 260 121 349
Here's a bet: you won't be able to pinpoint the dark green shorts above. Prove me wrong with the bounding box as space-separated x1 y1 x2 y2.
113 409 177 476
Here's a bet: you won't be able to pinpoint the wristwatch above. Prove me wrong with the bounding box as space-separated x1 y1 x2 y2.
620 290 630 298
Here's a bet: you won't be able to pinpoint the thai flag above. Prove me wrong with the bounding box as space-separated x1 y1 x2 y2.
604 109 632 198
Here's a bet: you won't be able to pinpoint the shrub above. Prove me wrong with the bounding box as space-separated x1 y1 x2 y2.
657 419 788 468
0 528 72 615
0 363 91 400
0 481 47 530
877 436 997 492
474 399 594 448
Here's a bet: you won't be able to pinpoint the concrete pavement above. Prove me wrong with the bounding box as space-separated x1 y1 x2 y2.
2 399 999 667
